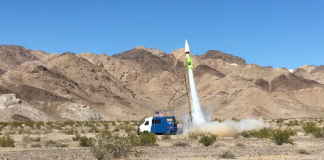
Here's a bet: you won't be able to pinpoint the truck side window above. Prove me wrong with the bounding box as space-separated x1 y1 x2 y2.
152 119 161 124
144 121 149 126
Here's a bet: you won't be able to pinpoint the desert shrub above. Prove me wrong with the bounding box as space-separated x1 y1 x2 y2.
45 121 53 126
75 122 82 127
79 136 94 147
111 121 116 126
236 142 245 146
45 140 67 147
312 127 324 138
240 130 253 138
35 122 44 129
25 121 36 128
127 132 140 146
276 119 284 123
297 147 310 154
199 132 217 146
240 128 272 138
0 133 15 147
271 128 295 145
88 126 100 133
11 122 23 128
139 132 157 146
218 147 235 159
287 120 299 126
212 141 228 148
123 121 130 125
63 121 75 127
72 133 81 141
162 133 171 139
31 142 41 148
232 117 240 122
254 128 273 138
173 141 190 147
302 122 317 134
0 122 9 127
102 123 109 130
188 132 198 139
91 131 140 160
23 135 41 142
18 128 31 135
124 125 136 132
61 128 78 135
214 118 224 122
302 122 324 138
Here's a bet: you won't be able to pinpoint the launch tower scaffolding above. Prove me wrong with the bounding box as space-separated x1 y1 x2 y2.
165 74 193 128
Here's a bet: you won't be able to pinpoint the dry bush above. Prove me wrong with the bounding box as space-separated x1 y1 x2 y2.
22 135 41 142
173 141 190 147
31 142 41 148
162 133 171 139
297 147 310 154
212 141 228 148
235 142 245 146
45 140 67 148
188 132 198 139
218 147 235 159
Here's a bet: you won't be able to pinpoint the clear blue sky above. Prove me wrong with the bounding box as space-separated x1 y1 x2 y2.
1 0 323 69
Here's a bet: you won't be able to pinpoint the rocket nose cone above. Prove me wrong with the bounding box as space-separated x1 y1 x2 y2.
185 39 190 53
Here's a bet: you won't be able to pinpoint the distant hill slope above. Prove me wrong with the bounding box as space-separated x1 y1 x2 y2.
0 45 323 121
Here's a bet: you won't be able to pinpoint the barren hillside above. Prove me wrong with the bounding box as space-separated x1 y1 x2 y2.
0 45 323 121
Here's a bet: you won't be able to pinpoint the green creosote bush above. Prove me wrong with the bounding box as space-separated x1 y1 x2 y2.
302 122 324 138
0 133 15 147
91 131 141 160
199 132 217 146
79 135 94 147
139 132 157 146
271 128 296 145
276 119 284 123
302 122 317 134
240 127 296 145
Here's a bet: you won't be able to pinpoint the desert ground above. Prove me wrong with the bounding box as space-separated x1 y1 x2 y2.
0 119 324 160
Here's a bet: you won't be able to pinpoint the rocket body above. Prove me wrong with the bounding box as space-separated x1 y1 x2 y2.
185 39 194 69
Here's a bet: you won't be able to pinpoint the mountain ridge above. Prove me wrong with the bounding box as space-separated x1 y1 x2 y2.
0 44 323 121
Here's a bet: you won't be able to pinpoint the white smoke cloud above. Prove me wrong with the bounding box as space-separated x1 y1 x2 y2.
181 69 271 137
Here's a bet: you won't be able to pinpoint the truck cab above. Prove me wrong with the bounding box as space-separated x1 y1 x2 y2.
138 116 178 135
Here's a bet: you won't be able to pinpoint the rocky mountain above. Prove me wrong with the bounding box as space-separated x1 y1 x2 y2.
0 45 324 122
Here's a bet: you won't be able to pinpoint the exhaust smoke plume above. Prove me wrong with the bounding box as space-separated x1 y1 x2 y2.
182 69 270 137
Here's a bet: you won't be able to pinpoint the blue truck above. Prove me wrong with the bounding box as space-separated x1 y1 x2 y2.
138 110 178 135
